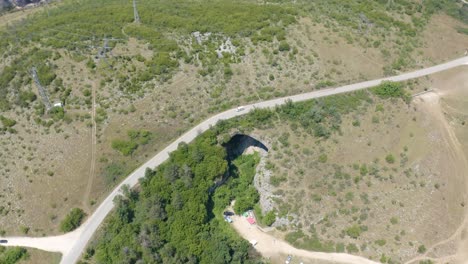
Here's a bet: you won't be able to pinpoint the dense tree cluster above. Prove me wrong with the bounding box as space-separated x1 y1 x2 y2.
88 131 262 264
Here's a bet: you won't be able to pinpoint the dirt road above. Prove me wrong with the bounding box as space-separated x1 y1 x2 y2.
231 215 378 264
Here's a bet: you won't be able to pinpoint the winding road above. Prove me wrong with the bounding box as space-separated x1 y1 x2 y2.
2 56 468 264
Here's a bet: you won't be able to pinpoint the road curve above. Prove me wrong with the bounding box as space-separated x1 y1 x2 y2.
1 56 467 264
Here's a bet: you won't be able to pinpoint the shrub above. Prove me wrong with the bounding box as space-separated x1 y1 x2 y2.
270 175 287 187
345 225 362 238
345 192 354 201
375 239 387 246
318 154 328 163
263 211 276 226
360 164 368 176
278 40 290 51
372 81 408 100
0 247 29 264
336 243 345 252
0 116 16 128
19 226 29 235
60 208 86 232
49 106 65 120
418 245 426 253
385 154 395 164
103 163 126 183
390 217 399 225
346 243 359 253
111 139 138 156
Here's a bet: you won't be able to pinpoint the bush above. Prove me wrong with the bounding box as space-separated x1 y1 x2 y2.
270 175 287 187
375 239 387 246
346 243 359 253
60 208 86 232
385 154 395 164
127 130 152 145
372 81 408 101
0 247 29 264
278 40 290 51
318 154 328 163
360 164 368 176
103 163 126 183
111 140 138 156
49 106 65 120
418 245 426 253
263 211 276 226
336 243 345 252
19 226 29 235
0 116 16 128
345 225 362 238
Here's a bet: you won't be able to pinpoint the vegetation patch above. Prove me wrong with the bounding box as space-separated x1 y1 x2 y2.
111 130 153 156
88 131 258 263
0 247 29 264
60 208 86 233
372 81 409 101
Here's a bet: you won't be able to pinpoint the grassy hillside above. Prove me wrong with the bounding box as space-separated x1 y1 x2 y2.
0 0 466 247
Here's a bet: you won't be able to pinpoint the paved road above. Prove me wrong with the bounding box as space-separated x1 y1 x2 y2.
1 56 467 264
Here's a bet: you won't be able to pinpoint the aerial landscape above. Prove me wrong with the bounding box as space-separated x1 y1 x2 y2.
0 0 467 264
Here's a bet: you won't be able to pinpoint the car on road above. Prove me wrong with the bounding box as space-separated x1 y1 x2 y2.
0 240 8 243
236 106 245 112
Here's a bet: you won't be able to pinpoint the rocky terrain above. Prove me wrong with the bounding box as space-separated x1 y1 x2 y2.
0 0 42 11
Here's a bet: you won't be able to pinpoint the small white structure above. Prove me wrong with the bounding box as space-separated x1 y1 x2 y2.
249 240 257 246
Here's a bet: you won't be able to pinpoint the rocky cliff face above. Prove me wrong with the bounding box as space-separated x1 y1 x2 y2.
0 0 13 11
0 0 42 10
13 0 42 6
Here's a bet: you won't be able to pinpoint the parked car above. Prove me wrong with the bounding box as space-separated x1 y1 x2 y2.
236 106 245 112
0 240 7 243
285 255 292 264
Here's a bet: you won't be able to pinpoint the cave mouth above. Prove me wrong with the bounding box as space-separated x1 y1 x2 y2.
223 134 269 161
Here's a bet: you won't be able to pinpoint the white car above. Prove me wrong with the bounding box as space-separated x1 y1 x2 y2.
236 106 245 112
